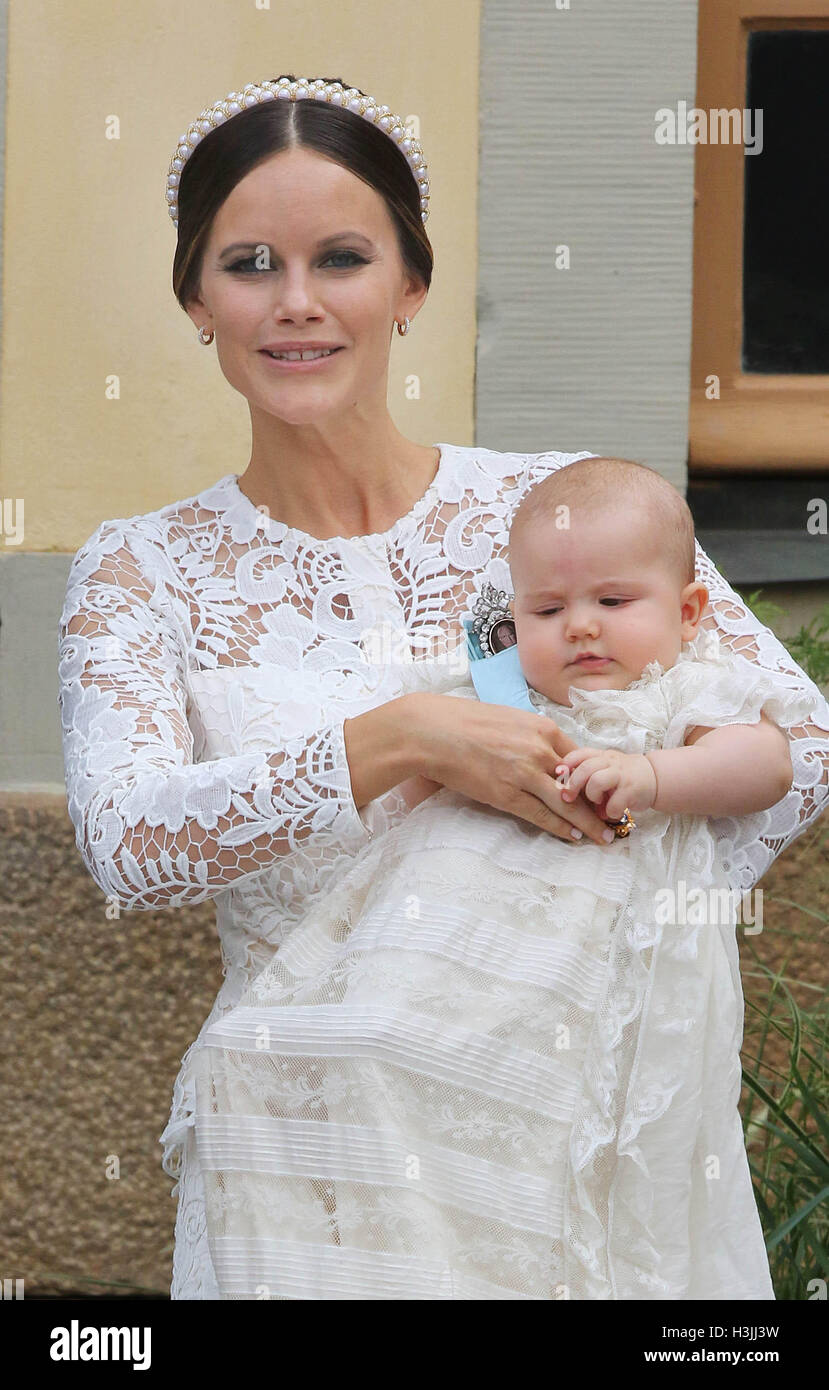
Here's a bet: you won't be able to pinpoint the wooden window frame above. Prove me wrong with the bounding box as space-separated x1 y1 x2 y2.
689 0 829 471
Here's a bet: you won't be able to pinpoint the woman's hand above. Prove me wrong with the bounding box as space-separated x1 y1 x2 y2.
407 692 616 845
398 772 445 810
555 747 658 818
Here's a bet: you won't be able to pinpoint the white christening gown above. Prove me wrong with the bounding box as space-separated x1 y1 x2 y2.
57 444 829 1299
189 630 822 1299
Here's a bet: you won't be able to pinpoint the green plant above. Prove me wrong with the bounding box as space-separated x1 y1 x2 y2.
735 589 829 690
740 821 829 1299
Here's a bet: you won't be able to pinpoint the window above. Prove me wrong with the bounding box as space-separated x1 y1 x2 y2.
689 0 829 471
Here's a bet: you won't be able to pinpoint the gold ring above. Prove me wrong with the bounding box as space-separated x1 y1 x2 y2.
604 807 636 838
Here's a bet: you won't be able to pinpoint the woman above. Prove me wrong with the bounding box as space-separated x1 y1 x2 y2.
58 75 829 1299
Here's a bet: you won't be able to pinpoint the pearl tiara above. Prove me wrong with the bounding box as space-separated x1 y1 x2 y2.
165 75 430 230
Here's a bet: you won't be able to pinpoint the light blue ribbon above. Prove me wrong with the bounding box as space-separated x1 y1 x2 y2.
462 618 537 713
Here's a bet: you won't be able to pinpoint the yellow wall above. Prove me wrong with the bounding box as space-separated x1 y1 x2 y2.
1 0 480 550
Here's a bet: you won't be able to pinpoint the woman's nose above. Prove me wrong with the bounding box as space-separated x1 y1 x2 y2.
272 269 324 318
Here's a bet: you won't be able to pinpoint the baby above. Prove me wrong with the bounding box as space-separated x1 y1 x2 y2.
402 454 793 827
193 456 818 1301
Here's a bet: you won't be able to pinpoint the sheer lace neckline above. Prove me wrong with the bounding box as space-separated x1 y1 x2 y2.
220 441 454 546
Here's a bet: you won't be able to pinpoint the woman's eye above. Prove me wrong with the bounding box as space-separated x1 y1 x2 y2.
226 251 366 274
322 250 365 268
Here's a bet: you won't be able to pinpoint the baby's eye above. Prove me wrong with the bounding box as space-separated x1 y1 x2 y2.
538 600 628 614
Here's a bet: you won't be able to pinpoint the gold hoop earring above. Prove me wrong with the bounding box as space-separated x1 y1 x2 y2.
396 317 410 336
198 326 214 345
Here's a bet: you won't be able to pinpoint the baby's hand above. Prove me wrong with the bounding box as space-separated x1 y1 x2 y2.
554 747 657 819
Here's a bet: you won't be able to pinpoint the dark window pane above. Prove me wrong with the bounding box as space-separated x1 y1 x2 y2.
742 29 829 373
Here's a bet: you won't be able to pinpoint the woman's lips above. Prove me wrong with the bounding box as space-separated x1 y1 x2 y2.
259 347 345 371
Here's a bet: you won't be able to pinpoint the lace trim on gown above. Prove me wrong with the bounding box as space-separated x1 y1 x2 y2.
56 445 829 1297
190 636 787 1298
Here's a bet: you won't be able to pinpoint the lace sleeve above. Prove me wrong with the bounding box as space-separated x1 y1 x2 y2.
693 538 829 890
57 523 372 912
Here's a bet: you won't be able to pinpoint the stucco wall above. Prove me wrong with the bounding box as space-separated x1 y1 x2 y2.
0 0 477 546
478 0 699 490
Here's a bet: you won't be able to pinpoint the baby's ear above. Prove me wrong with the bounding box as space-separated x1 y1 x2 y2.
679 580 709 638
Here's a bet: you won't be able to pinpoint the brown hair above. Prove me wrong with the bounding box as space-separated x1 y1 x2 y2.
509 455 697 588
171 74 433 312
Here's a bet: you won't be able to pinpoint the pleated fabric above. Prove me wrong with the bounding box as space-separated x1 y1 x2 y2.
190 636 812 1299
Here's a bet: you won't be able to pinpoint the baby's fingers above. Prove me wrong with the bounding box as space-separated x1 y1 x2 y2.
555 756 603 800
553 750 593 792
555 747 593 771
583 767 622 805
604 788 631 819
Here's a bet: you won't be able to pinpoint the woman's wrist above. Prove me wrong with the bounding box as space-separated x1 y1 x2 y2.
342 693 427 809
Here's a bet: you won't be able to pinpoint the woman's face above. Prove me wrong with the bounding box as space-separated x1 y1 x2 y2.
185 146 427 425
510 505 707 704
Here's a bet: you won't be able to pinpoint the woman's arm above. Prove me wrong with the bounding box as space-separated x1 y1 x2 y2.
691 538 829 885
59 522 414 912
393 773 444 810
340 704 428 808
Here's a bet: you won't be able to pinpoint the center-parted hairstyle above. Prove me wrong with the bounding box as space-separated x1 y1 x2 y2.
171 73 434 313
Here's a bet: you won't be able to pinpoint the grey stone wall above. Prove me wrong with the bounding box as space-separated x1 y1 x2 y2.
477 0 698 488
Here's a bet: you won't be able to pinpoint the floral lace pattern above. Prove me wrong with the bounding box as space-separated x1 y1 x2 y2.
190 634 814 1298
57 444 829 1298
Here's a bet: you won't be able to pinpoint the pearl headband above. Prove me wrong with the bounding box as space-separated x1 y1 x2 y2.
166 75 430 230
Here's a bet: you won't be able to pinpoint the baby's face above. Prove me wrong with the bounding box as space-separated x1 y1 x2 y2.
510 506 703 705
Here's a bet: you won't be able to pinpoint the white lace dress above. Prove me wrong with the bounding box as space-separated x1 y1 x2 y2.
192 630 825 1299
57 443 829 1299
